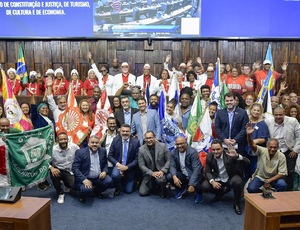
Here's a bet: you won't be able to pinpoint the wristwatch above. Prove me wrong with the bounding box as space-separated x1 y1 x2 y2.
265 179 269 184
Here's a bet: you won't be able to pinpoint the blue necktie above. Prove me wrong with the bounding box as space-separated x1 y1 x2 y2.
123 140 128 165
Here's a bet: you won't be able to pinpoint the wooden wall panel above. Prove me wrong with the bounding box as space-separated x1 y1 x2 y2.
1 39 300 94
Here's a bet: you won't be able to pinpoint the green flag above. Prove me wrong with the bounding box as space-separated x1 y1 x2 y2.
5 125 54 187
186 91 202 144
220 82 229 109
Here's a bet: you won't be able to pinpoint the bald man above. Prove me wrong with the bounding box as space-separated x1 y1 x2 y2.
167 136 203 203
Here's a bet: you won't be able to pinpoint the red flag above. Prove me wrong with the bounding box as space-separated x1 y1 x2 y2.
56 86 89 145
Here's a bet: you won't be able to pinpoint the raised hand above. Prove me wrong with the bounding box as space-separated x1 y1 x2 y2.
165 54 171 63
279 81 288 91
246 122 255 135
281 62 288 71
227 144 238 158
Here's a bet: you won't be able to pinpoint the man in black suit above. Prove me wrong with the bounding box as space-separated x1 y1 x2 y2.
72 136 113 203
108 124 140 195
167 136 203 203
201 139 250 215
114 96 138 129
215 92 249 155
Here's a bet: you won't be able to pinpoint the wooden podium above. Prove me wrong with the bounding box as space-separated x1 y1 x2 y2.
244 192 300 230
0 197 51 230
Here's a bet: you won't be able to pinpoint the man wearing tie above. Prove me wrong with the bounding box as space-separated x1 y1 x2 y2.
108 124 140 195
215 92 249 155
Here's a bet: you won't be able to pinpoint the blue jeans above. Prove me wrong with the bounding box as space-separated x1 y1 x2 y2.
247 177 287 193
111 166 135 194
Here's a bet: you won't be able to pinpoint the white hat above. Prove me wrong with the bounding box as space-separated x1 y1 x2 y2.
121 62 129 67
29 71 37 77
7 68 16 75
263 60 271 65
143 64 150 69
45 69 55 75
207 66 214 71
70 69 79 76
54 68 64 76
88 69 95 75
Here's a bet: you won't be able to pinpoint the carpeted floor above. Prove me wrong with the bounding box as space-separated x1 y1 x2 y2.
22 185 244 230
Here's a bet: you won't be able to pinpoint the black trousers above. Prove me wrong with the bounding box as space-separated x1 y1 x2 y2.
50 168 75 195
201 175 243 204
283 149 297 191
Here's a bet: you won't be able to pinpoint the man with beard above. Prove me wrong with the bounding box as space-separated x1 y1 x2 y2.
167 136 203 203
113 62 136 96
138 131 170 198
73 135 113 203
131 98 161 145
88 86 102 114
108 124 140 195
114 96 138 129
49 132 79 204
136 64 160 96
200 84 211 112
46 77 67 123
215 92 249 155
148 94 159 111
101 117 118 175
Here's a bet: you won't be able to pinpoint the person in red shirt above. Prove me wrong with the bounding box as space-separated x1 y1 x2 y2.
83 69 99 96
204 66 214 90
69 69 83 96
226 68 246 95
2 68 23 96
52 68 69 96
253 60 287 94
23 71 45 96
240 64 255 93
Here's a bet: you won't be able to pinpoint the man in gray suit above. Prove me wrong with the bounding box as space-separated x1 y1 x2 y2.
138 131 170 198
265 106 300 190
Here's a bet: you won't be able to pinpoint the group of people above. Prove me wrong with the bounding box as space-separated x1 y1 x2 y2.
0 53 299 217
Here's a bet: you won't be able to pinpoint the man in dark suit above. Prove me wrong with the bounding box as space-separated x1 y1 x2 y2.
138 131 170 198
215 92 249 155
202 139 250 215
167 136 203 203
108 124 140 195
114 96 138 129
72 135 113 203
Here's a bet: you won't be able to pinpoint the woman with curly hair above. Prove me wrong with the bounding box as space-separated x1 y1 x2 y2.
285 103 300 122
79 99 95 147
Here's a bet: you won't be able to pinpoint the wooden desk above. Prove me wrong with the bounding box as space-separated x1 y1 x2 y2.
0 197 51 230
244 192 300 230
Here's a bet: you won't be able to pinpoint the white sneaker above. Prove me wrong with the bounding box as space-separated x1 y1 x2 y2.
57 194 65 204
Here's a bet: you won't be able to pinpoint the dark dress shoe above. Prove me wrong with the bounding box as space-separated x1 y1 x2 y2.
79 197 86 203
114 189 120 197
233 203 242 215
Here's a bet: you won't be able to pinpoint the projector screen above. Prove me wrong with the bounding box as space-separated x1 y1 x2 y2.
1 0 299 39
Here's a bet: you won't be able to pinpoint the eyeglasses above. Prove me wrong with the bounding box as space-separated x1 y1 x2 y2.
100 70 107 72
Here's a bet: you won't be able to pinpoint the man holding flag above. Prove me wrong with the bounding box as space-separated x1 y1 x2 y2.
254 45 288 94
